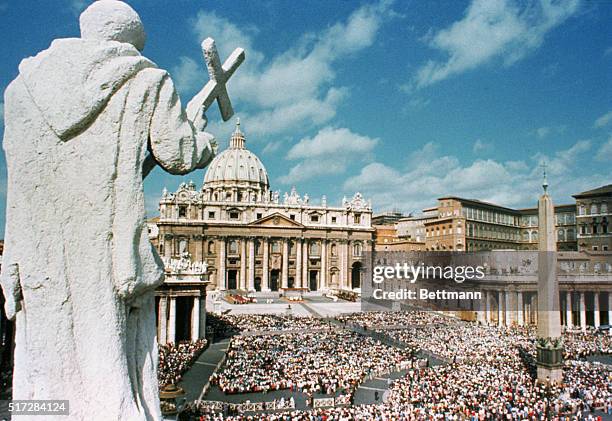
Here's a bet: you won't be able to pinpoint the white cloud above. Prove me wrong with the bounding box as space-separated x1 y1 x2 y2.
413 0 579 89
343 139 606 213
536 126 551 138
279 127 378 184
287 127 378 160
594 110 612 128
171 57 206 96
69 0 87 15
187 2 393 137
596 135 612 162
472 138 492 153
0 101 4 127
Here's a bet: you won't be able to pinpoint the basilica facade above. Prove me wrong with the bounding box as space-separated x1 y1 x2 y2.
152 122 374 295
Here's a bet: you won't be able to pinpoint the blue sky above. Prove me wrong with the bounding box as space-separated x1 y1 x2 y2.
0 0 610 237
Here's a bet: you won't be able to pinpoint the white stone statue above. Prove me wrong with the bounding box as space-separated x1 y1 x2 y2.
0 1 243 420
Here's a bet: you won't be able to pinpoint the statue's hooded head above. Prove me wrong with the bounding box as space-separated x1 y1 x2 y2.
80 0 146 51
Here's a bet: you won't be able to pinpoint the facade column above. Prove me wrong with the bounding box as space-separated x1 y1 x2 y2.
593 292 600 328
240 238 247 290
608 292 612 336
505 290 512 327
320 240 328 290
580 292 587 331
341 241 348 290
168 296 176 344
296 239 302 288
282 239 289 289
566 291 573 328
158 296 168 344
262 238 270 291
191 296 200 341
219 238 226 290
517 291 524 326
485 291 491 325
302 239 309 289
248 238 255 292
498 291 504 327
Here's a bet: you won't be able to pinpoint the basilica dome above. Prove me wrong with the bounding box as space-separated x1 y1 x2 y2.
203 121 270 200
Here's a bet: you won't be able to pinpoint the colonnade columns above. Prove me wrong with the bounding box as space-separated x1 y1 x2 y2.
240 239 247 290
566 291 573 328
219 238 226 290
158 296 168 344
608 293 612 336
191 296 200 341
594 292 600 328
296 239 302 288
320 240 327 290
262 238 270 291
497 291 504 327
248 238 255 292
517 291 524 326
505 291 512 327
340 241 348 289
168 296 176 344
580 292 587 331
282 239 289 289
302 239 309 289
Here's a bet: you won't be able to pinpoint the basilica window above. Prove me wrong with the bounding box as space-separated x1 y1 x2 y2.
229 211 240 220
353 243 363 257
271 241 281 253
558 229 565 241
256 213 263 219
310 214 319 223
331 243 338 256
208 211 216 219
229 240 238 254
602 203 608 214
178 205 187 218
178 239 188 255
591 204 599 215
290 214 296 220
354 214 361 224
331 216 337 223
309 242 320 256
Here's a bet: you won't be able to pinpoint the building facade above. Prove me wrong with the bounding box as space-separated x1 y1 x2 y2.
396 197 580 252
574 184 611 252
152 122 374 294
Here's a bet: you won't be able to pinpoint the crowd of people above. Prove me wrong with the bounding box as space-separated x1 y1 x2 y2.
212 313 331 333
210 330 414 397
179 311 611 420
158 339 208 388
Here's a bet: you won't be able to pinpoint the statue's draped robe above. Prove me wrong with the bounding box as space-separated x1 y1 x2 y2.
1 38 213 420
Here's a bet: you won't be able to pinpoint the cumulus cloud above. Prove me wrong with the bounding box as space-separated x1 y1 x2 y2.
344 139 607 214
412 0 579 89
185 1 394 137
279 127 378 184
594 110 612 128
596 135 612 162
472 139 492 153
69 0 87 14
171 57 206 96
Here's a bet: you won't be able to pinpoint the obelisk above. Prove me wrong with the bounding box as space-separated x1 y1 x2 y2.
536 165 563 384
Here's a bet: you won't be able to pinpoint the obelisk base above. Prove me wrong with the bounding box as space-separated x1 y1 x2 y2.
536 338 564 384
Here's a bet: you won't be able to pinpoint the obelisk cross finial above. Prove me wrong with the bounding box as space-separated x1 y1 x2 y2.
541 161 548 194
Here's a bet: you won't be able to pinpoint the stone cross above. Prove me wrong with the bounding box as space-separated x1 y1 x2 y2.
186 38 245 123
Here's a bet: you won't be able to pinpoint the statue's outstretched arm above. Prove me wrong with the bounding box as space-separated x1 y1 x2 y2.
147 72 215 176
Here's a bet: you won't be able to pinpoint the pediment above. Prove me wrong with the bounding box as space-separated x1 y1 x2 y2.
249 213 304 228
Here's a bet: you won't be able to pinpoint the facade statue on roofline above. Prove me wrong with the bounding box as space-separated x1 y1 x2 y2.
0 1 244 419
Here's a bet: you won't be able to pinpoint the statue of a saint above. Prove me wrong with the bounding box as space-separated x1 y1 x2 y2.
0 1 236 419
